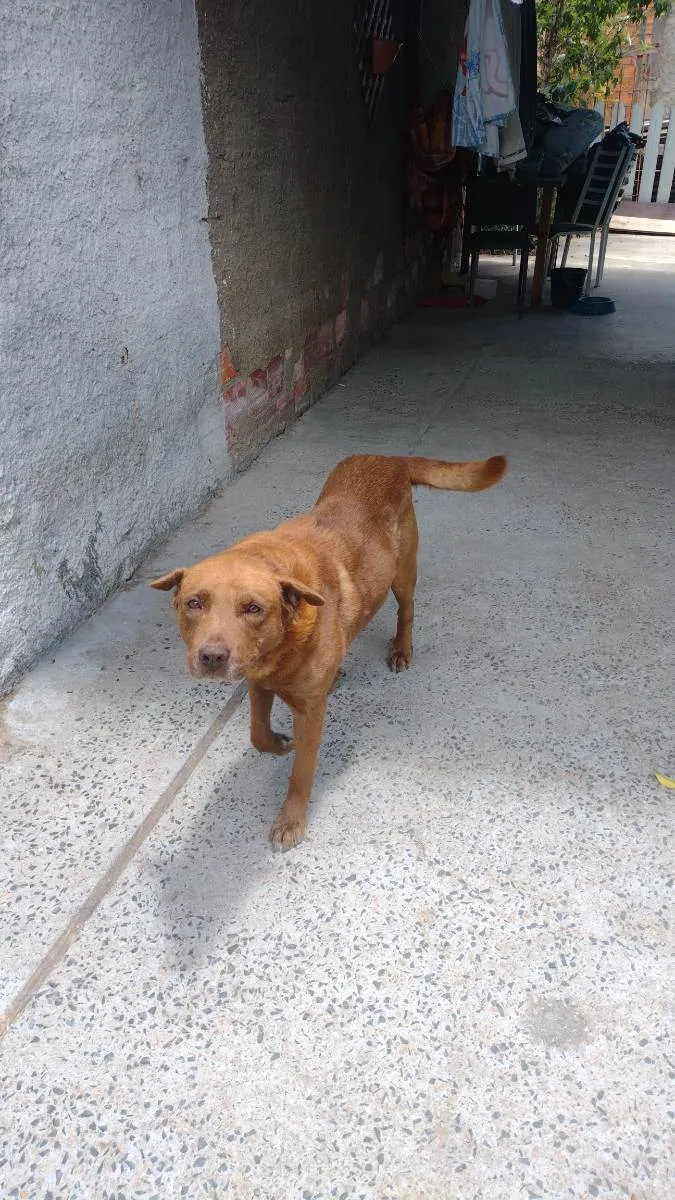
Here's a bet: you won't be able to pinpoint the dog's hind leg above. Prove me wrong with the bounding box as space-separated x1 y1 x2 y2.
387 507 418 673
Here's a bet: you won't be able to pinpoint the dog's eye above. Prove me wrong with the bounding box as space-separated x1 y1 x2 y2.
243 602 262 615
186 596 203 611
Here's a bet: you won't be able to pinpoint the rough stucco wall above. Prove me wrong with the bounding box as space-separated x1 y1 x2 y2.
196 0 429 470
0 1 227 695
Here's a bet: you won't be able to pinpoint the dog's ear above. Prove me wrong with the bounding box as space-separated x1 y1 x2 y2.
150 568 186 592
279 577 325 609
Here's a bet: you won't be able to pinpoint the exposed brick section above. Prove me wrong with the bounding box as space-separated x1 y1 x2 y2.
302 331 321 371
291 352 307 405
248 367 267 396
600 10 656 122
219 348 238 387
222 378 247 405
267 356 286 409
221 235 428 471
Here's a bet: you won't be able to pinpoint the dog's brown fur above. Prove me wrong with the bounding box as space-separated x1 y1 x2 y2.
151 453 506 848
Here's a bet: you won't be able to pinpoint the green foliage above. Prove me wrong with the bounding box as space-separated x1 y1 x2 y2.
537 0 672 105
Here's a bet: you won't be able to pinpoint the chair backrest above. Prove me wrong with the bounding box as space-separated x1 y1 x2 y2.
466 176 538 231
611 143 638 210
571 142 631 228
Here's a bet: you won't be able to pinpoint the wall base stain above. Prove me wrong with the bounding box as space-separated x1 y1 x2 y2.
57 513 104 605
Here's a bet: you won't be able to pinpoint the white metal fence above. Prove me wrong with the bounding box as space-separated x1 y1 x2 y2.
595 100 675 204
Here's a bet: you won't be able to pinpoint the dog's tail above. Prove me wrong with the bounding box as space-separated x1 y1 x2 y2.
405 454 506 493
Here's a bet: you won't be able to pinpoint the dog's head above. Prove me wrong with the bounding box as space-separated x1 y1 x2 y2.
151 552 325 683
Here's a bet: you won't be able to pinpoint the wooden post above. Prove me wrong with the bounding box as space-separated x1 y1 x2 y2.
530 184 556 309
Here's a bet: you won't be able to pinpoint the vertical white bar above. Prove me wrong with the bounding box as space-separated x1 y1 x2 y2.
610 102 619 129
639 101 664 201
617 103 626 125
629 102 645 134
656 107 675 203
593 100 607 145
624 102 644 198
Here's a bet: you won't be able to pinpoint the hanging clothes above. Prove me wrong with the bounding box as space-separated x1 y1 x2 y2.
406 90 473 233
498 0 527 168
480 0 517 157
451 0 488 150
451 0 526 163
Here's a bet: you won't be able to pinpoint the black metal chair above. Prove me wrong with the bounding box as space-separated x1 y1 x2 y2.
463 175 538 317
546 141 632 296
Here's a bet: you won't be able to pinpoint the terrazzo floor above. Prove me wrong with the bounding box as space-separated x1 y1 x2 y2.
1 238 674 1198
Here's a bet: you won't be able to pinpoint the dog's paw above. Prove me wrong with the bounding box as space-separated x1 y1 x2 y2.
252 731 294 755
270 815 306 851
387 645 412 673
269 732 294 755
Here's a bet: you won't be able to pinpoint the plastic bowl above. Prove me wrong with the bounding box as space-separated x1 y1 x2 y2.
570 295 616 315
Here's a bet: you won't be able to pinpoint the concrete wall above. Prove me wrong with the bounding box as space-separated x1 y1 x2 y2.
1 0 433 696
0 1 227 695
196 0 428 471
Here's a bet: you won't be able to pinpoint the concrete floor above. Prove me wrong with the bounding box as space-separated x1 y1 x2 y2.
1 236 674 1199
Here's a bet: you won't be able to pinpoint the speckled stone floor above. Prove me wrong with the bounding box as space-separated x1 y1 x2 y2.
2 238 674 1198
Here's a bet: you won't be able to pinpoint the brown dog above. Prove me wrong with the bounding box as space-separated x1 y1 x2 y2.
151 453 506 848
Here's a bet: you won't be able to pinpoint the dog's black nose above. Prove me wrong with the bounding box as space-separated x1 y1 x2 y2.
198 645 230 669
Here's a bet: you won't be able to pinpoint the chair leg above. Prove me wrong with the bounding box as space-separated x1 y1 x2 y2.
545 235 558 279
467 248 479 307
585 229 597 297
596 225 609 286
560 235 572 268
460 224 471 275
512 250 517 267
517 249 529 318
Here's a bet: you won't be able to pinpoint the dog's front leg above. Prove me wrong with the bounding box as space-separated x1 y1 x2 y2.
249 679 294 755
270 694 328 850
